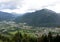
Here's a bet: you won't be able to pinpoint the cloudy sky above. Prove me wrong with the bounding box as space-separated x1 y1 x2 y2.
0 0 60 14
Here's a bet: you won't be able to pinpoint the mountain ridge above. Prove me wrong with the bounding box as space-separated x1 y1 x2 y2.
15 9 60 27
0 11 16 21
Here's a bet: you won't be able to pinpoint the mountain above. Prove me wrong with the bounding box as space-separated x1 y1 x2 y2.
0 11 15 21
15 9 60 27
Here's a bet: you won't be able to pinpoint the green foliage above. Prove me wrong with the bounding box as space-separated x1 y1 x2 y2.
0 32 60 42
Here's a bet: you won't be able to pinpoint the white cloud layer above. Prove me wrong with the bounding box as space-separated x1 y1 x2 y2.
0 0 60 14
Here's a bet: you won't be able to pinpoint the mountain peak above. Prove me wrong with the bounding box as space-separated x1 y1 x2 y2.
35 8 56 14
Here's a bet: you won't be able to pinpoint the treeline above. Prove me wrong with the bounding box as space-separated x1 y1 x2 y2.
0 32 60 42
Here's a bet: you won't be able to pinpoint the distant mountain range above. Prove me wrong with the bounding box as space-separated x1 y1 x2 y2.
15 9 60 27
0 9 60 27
0 11 16 21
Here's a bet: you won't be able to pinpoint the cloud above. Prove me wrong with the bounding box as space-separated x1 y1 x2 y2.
0 0 60 14
46 4 60 13
0 0 11 2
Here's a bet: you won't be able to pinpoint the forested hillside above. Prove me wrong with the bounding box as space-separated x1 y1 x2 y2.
15 9 60 27
0 11 16 21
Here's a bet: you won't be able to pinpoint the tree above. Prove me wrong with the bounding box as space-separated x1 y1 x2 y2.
12 32 23 42
48 32 53 42
54 34 60 42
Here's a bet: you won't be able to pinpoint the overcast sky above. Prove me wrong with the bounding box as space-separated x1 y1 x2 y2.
0 0 60 14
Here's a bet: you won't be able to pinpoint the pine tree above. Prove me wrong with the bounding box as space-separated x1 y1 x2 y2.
54 34 60 42
48 32 53 42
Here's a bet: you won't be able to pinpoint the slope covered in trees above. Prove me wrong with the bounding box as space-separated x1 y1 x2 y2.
0 11 16 21
15 9 60 27
0 32 60 42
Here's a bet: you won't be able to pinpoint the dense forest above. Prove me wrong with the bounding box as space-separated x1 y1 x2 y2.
0 31 60 42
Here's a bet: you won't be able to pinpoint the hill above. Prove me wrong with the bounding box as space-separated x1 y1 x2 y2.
0 11 16 21
15 9 60 27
